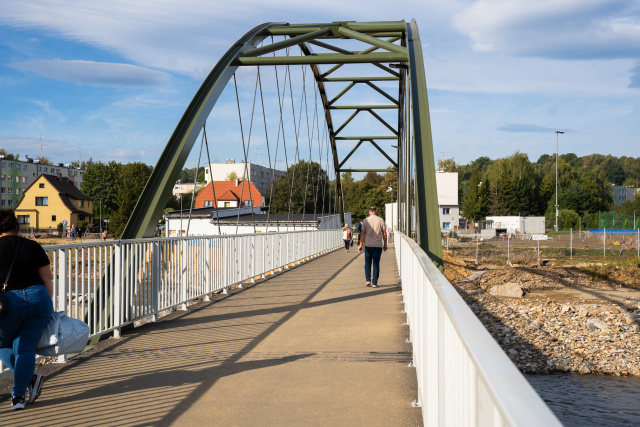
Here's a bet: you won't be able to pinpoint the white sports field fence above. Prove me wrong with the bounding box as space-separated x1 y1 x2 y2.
1 230 341 373
443 228 640 264
395 231 560 426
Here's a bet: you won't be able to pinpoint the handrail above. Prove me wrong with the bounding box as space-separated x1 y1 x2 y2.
1 230 341 373
395 231 560 426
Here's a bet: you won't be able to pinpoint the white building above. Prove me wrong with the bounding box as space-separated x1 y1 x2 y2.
164 205 344 236
172 181 205 197
204 160 285 195
384 172 459 233
435 171 459 232
483 216 545 236
0 156 85 208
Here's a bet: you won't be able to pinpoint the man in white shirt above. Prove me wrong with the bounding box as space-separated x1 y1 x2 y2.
357 206 388 288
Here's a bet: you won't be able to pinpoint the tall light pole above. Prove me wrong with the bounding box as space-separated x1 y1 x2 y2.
555 130 564 232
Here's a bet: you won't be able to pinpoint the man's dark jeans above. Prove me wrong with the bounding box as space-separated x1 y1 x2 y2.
364 246 383 285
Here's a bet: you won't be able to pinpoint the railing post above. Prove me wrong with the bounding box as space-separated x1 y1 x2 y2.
180 239 188 310
205 239 212 301
56 248 68 363
113 242 122 338
151 240 160 321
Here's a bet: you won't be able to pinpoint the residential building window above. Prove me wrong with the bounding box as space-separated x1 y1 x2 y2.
17 215 30 224
443 222 451 229
52 215 56 221
7 200 13 207
0 200 5 207
7 163 12 170
44 167 48 173
203 200 213 207
1 188 4 193
7 176 12 182
0 162 4 168
15 189 20 195
244 200 252 206
79 200 84 207
39 183 45 188
35 197 48 206
23 165 27 171
442 208 450 215
7 188 12 194
37 166 41 173
224 202 231 207
0 175 3 181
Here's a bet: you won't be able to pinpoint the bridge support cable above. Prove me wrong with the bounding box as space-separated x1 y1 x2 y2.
121 20 441 265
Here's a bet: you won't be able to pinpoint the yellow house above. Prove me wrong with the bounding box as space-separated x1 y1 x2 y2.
15 174 93 231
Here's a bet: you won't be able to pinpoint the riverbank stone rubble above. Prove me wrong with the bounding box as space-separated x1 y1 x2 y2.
454 279 640 376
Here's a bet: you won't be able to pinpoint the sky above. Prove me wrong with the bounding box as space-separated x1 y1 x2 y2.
1 0 639 173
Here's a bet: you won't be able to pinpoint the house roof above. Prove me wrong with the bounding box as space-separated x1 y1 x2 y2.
17 174 93 215
195 180 262 208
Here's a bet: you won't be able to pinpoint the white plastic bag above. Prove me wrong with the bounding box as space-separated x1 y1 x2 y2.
36 311 90 356
36 311 62 348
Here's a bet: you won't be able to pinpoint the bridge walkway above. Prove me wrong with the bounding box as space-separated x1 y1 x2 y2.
2 247 421 426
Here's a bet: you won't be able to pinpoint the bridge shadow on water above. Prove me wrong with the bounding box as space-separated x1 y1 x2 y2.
2 248 420 426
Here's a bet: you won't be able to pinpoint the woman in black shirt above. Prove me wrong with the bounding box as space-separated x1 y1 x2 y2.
0 209 53 410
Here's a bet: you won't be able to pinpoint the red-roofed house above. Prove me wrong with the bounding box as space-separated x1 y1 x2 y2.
195 180 263 209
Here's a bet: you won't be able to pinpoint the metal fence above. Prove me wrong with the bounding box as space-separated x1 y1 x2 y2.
394 231 560 426
1 230 341 372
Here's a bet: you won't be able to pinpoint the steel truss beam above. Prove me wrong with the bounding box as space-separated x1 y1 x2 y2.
123 20 442 268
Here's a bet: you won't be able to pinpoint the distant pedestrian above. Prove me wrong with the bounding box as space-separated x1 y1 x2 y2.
102 230 108 241
342 224 352 252
71 224 76 241
356 220 363 244
358 206 388 288
0 209 54 410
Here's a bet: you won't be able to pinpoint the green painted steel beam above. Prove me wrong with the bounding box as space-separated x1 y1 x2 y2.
329 81 357 106
121 23 280 238
323 77 399 82
406 20 443 270
338 168 395 172
330 105 397 110
335 136 398 140
241 28 332 58
337 27 408 55
234 51 408 66
334 109 361 136
369 139 398 168
338 139 365 168
367 109 398 135
364 81 398 105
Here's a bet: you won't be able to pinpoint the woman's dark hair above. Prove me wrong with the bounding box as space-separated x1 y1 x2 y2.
0 209 19 234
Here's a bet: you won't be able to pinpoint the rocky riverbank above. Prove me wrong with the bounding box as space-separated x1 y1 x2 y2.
444 251 640 376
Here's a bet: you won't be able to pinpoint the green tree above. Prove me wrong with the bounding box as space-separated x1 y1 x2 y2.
460 172 489 223
603 156 625 185
0 149 19 160
266 161 330 215
226 171 240 181
109 162 153 237
81 161 121 218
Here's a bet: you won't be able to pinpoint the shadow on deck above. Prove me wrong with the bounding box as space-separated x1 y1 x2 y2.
2 247 421 426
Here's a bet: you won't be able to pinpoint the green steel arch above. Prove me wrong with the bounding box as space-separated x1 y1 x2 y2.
122 20 442 268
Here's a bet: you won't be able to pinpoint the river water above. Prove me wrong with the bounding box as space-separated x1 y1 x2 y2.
526 374 640 426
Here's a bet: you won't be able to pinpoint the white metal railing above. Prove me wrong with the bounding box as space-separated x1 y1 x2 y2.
1 230 341 373
395 232 561 427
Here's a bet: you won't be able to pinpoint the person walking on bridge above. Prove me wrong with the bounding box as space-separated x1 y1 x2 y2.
358 206 387 288
0 209 54 410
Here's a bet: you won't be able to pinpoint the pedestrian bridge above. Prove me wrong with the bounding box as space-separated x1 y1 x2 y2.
1 231 559 425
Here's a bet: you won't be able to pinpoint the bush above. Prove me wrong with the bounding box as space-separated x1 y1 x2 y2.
57 222 63 230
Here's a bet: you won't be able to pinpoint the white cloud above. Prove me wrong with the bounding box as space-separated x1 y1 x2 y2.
10 59 170 87
453 0 640 59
